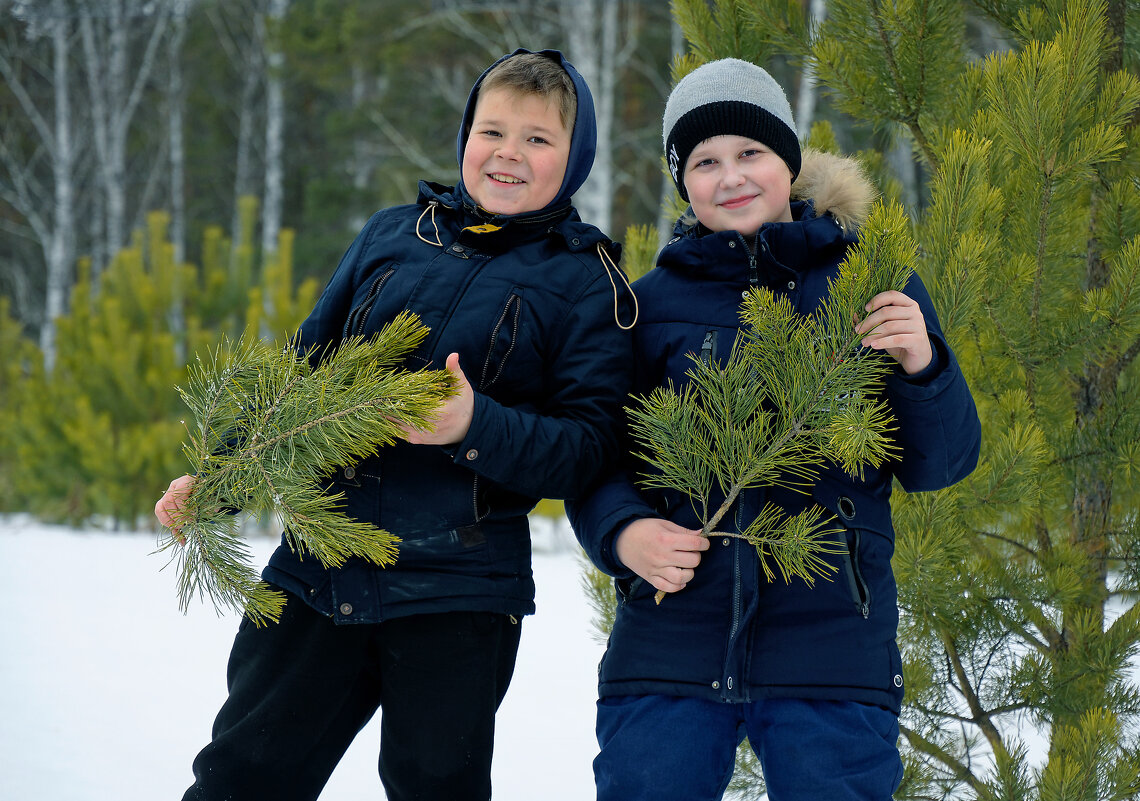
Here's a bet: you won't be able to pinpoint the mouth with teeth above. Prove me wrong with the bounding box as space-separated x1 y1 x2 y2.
489 173 524 184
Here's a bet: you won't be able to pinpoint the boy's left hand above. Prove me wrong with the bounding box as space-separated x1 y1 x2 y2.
400 352 474 446
855 290 933 375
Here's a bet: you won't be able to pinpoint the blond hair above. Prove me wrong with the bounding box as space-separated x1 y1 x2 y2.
479 53 577 132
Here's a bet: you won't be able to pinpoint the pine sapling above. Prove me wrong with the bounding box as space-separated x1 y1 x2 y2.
627 201 915 603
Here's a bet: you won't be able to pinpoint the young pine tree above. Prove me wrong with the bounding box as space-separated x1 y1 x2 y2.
673 0 1140 797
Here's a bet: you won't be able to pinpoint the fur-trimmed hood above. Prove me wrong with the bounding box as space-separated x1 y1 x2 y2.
790 148 875 233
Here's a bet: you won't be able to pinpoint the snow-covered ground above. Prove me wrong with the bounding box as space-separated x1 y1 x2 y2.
0 515 603 801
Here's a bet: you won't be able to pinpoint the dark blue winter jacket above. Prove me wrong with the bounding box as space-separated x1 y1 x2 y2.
568 151 980 714
262 50 634 624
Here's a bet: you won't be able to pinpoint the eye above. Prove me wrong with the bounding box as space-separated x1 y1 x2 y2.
476 128 502 138
693 157 717 168
527 135 550 145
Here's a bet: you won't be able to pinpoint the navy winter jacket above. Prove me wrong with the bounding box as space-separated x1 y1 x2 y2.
568 151 980 714
263 50 634 624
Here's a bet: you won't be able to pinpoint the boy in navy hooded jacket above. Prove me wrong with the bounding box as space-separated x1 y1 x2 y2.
569 58 979 801
156 50 633 801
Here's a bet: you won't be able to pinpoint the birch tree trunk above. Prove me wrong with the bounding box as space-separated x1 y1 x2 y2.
560 0 616 233
44 0 75 371
794 0 826 135
79 0 171 279
168 0 189 266
261 0 287 261
0 0 78 371
657 17 685 247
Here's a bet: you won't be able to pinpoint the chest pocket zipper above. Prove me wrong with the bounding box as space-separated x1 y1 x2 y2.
480 293 521 390
842 527 871 618
700 329 718 366
343 268 395 338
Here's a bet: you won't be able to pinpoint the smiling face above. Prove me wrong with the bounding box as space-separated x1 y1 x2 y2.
461 87 571 216
683 134 794 237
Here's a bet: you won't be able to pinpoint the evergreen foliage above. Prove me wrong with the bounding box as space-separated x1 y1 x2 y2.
596 1 1140 797
627 202 914 601
156 315 455 625
0 206 318 526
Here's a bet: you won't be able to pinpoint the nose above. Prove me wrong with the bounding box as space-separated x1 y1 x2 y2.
494 137 522 161
720 163 745 187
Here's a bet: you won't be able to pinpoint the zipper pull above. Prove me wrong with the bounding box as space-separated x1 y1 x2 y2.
700 330 716 366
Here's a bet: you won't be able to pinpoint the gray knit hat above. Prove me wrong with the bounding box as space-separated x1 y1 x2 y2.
663 58 800 201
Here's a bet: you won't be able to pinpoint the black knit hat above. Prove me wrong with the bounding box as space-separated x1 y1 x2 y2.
663 58 800 201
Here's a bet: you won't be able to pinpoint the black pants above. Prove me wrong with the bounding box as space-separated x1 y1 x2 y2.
183 590 522 801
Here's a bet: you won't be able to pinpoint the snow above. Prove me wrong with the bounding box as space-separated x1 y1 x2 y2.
0 516 603 801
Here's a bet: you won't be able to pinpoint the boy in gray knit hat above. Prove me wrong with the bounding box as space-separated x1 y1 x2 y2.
568 58 980 801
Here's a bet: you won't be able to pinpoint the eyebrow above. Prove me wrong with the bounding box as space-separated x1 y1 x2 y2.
472 116 565 137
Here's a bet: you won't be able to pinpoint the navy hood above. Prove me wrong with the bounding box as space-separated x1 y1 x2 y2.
456 48 597 214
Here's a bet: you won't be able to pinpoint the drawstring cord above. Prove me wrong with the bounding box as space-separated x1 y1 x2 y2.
418 203 637 331
416 202 443 247
597 242 638 331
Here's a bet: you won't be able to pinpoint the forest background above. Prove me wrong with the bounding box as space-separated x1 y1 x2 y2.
3 0 1140 799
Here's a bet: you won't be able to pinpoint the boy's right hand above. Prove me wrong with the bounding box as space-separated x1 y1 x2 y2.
615 518 708 595
155 474 197 541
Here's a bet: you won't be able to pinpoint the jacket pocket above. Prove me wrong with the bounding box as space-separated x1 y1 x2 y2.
479 289 522 390
615 575 644 606
837 495 871 618
342 267 396 338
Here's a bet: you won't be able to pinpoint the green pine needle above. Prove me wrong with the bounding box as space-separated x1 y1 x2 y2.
630 201 913 591
157 311 456 624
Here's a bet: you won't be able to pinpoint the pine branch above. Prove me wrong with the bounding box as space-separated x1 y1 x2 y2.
629 201 915 604
156 311 456 625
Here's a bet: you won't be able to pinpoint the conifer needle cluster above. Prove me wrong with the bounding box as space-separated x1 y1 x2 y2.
627 202 914 601
156 311 456 624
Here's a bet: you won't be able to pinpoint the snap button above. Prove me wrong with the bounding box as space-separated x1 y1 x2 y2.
741 290 748 299
571 237 581 246
893 674 903 688
722 538 730 546
727 676 734 689
728 241 736 248
343 466 356 479
451 244 463 252
465 449 479 461
787 280 796 290
711 681 720 690
339 603 353 616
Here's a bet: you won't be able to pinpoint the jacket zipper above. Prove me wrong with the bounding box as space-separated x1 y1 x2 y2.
343 268 395 338
480 293 521 389
843 529 871 618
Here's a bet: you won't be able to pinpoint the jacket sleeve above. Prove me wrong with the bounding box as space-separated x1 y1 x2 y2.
450 267 635 502
565 468 655 578
884 271 981 493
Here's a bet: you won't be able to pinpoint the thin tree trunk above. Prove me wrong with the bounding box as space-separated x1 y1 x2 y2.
43 0 76 372
261 0 287 261
657 18 685 248
794 0 826 134
80 0 171 279
560 0 613 232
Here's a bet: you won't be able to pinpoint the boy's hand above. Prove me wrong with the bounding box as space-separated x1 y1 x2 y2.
400 352 474 446
155 474 196 542
856 290 933 375
615 518 709 595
